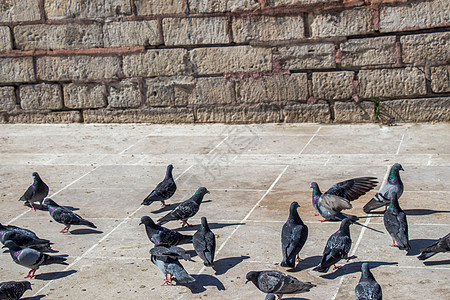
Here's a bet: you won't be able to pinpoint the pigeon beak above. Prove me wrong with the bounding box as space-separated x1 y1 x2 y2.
1 245 6 249
400 167 404 171
245 279 249 284
139 222 143 226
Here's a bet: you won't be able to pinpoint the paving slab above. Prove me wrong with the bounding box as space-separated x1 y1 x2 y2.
0 123 449 300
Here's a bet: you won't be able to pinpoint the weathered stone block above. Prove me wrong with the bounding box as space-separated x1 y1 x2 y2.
189 46 272 75
64 84 106 109
359 68 427 99
189 0 259 13
134 0 184 15
190 77 234 105
45 0 131 19
379 98 450 122
0 86 16 111
83 108 194 123
283 102 330 123
0 0 40 22
8 111 82 123
313 71 354 100
233 16 304 43
0 26 12 52
236 74 308 103
163 17 228 46
19 84 63 110
431 65 450 93
196 104 281 123
279 43 335 70
104 21 159 47
340 36 396 67
146 77 195 107
269 0 338 5
0 58 35 83
37 56 120 81
123 49 186 77
380 0 450 32
14 24 103 50
310 7 374 38
401 32 450 65
108 80 141 108
334 101 374 123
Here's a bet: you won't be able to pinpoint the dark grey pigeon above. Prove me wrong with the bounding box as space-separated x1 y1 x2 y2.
265 294 276 300
19 172 49 211
246 270 315 299
43 198 96 233
157 187 209 227
418 233 450 261
192 217 216 267
142 165 176 207
383 194 410 251
0 281 32 300
0 222 51 252
281 202 308 268
355 263 382 300
364 163 404 213
150 234 195 285
311 177 377 221
2 240 67 278
139 216 192 246
313 218 355 273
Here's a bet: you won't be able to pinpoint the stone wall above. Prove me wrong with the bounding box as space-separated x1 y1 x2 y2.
0 0 448 123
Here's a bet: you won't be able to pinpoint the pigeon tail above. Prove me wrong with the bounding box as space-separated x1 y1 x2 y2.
156 214 177 225
335 212 359 222
174 272 195 284
44 255 68 266
363 195 389 213
180 234 193 244
417 251 436 261
312 265 329 273
79 219 97 229
397 242 411 251
280 259 295 268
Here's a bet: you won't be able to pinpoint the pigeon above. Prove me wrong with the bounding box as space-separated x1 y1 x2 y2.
383 193 410 251
313 218 355 272
265 294 276 300
246 270 316 299
418 233 450 261
43 198 97 233
355 263 382 300
364 163 404 213
18 172 49 211
0 222 51 252
2 240 68 278
142 164 176 207
157 187 210 227
192 217 216 267
311 177 377 221
139 216 192 246
150 234 195 285
281 201 308 268
0 281 32 300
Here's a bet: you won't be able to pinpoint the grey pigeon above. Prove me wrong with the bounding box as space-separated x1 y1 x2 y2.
364 163 404 213
0 222 51 252
43 198 97 233
192 217 216 267
142 164 176 207
311 177 377 221
150 234 195 285
139 216 192 246
246 270 315 299
355 263 382 300
265 294 276 300
19 172 49 211
281 202 308 268
2 240 67 278
157 187 210 227
0 281 32 300
313 218 355 272
383 194 410 251
418 233 450 261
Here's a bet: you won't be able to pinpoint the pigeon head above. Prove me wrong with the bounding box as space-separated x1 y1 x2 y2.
42 198 58 208
196 187 210 195
2 240 21 250
339 218 353 234
393 163 404 171
245 271 260 284
24 281 32 291
165 164 174 178
310 182 321 199
265 294 276 300
361 263 374 279
200 217 210 231
288 201 303 224
388 163 404 184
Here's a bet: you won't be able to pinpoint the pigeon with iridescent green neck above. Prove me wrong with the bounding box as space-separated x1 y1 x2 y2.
383 193 410 251
192 217 216 267
355 263 382 300
19 172 49 211
364 163 404 213
281 202 308 268
142 165 176 208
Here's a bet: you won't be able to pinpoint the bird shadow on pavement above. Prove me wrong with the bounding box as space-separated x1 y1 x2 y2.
423 259 450 266
34 269 77 281
406 238 438 256
150 200 213 214
319 260 397 280
175 222 244 232
22 295 46 300
288 255 322 272
69 229 103 235
213 255 250 275
184 274 225 294
403 209 450 216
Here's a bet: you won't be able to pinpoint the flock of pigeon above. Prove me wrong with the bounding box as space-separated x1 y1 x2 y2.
0 163 449 299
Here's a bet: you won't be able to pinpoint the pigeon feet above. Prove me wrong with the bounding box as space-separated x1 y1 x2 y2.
60 227 69 233
314 213 320 216
162 275 174 286
320 219 329 222
332 265 342 271
296 254 303 262
389 240 398 247
25 269 36 278
181 220 193 227
346 255 356 262
160 201 168 208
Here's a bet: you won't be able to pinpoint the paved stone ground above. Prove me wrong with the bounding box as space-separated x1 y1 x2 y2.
0 123 449 300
